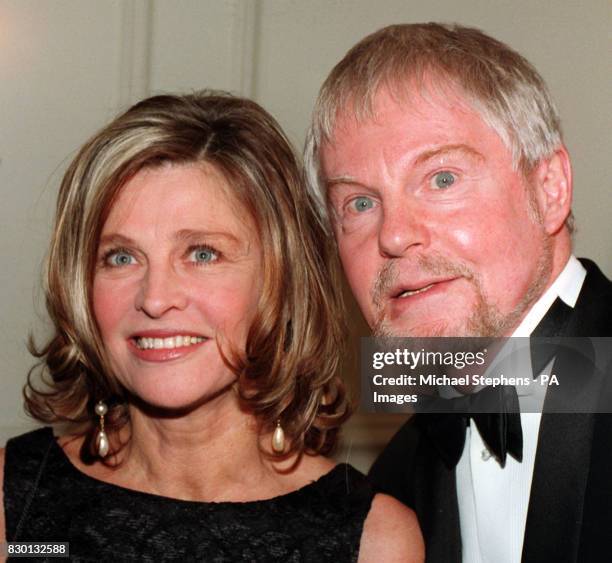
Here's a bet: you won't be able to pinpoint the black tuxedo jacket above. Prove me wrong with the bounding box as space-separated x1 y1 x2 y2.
369 259 612 563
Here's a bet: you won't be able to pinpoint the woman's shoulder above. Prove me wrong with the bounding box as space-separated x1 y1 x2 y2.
296 461 423 562
5 426 55 452
3 427 57 480
1 428 53 543
358 493 424 563
2 426 57 472
293 458 374 507
2 427 65 541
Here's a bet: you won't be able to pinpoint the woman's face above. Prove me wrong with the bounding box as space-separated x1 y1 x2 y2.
93 163 262 411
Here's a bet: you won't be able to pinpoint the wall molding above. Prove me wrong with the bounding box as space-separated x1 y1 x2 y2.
228 0 259 97
117 0 153 111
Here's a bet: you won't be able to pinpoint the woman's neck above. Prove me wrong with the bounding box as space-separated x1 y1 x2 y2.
112 391 284 501
61 388 333 502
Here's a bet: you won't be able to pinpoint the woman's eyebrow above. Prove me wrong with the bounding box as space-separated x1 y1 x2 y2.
99 230 241 246
97 233 136 247
174 229 240 245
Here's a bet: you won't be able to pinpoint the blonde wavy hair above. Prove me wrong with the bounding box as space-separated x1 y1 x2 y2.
26 91 349 460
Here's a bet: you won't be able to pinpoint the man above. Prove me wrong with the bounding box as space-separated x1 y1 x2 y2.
304 23 612 563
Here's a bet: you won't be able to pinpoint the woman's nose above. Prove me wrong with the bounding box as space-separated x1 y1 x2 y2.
134 264 188 318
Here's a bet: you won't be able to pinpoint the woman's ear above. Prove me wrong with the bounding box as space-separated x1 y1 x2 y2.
531 146 573 235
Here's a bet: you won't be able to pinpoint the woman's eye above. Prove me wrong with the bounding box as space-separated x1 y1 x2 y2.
106 251 135 267
351 196 375 213
190 247 218 264
432 171 456 189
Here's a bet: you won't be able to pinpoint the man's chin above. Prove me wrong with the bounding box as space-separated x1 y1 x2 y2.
374 317 466 338
373 311 511 338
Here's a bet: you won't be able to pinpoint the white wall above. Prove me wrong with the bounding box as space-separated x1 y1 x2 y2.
1 0 125 440
1 0 610 470
254 0 612 267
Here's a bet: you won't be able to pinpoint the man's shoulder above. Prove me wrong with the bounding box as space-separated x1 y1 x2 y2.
573 258 612 336
579 259 612 298
367 416 430 504
371 416 424 465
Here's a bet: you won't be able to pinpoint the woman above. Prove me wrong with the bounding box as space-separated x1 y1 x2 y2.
0 92 422 561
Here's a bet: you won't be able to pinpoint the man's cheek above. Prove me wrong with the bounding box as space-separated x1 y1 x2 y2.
339 252 374 307
447 226 473 249
445 223 497 262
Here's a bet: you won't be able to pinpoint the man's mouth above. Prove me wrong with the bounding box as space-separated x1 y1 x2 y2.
395 283 436 298
133 335 207 350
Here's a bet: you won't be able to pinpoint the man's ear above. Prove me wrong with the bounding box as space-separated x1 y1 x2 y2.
531 146 573 235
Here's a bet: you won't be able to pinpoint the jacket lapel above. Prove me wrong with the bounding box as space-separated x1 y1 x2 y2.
520 368 595 562
522 259 612 562
412 434 462 563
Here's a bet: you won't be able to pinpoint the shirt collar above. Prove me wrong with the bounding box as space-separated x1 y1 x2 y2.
511 255 586 337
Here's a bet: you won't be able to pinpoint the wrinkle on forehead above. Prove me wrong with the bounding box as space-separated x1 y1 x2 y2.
329 72 467 133
136 161 253 224
326 73 513 168
100 163 257 256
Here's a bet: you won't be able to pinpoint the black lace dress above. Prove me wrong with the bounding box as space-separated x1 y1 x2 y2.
3 427 374 562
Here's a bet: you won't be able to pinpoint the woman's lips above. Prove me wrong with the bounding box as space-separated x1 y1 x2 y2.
128 334 209 362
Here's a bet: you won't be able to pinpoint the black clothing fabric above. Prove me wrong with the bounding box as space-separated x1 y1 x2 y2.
4 427 374 562
416 385 523 468
369 258 612 563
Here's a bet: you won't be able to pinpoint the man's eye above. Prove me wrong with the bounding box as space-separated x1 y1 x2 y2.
106 251 135 267
351 196 375 213
432 171 456 189
189 247 218 264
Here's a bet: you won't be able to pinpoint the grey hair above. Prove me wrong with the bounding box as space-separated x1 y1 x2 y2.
305 23 566 229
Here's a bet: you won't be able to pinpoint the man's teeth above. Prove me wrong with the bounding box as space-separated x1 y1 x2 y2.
398 283 435 298
135 336 206 350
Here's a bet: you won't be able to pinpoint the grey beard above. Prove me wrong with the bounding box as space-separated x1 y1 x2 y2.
371 239 553 338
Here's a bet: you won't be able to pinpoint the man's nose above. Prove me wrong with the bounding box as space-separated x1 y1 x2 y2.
378 202 430 258
135 264 188 318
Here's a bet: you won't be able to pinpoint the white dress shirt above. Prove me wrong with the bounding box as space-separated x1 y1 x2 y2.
457 256 586 563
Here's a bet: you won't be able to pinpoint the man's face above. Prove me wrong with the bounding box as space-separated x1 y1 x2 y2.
321 87 553 337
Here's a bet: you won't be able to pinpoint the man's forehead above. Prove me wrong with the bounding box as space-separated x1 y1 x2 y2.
327 82 478 146
320 80 518 184
324 84 481 150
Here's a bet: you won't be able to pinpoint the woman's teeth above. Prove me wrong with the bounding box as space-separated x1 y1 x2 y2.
135 336 205 350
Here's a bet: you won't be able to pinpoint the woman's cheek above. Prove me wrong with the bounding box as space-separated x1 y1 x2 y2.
92 277 135 336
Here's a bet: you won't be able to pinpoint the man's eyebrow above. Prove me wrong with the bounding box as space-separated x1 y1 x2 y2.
325 175 366 190
325 144 483 190
413 144 484 166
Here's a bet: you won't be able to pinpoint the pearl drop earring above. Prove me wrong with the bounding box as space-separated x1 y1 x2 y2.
94 401 109 458
272 419 285 454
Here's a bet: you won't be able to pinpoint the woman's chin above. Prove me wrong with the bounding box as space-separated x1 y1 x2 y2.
126 382 236 418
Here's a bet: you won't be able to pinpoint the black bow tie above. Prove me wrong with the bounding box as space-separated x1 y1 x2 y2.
415 297 575 469
413 331 562 469
416 385 523 468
